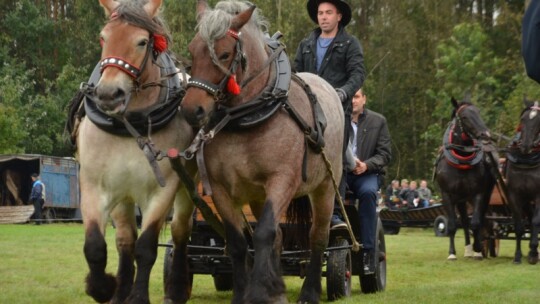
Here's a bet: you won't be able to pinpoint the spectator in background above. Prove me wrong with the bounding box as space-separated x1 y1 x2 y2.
406 180 420 208
29 173 45 225
398 179 410 208
418 179 434 208
384 179 400 210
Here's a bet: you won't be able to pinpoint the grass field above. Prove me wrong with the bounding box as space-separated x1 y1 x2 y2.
0 223 538 303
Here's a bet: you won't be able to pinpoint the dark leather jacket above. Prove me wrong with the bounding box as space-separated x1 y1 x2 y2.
353 109 392 173
523 0 540 83
294 26 365 109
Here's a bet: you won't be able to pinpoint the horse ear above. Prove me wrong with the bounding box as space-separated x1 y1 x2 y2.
230 5 256 31
451 96 458 109
99 0 119 17
196 0 209 22
143 0 162 18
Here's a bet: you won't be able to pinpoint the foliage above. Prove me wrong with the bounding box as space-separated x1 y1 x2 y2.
0 0 532 185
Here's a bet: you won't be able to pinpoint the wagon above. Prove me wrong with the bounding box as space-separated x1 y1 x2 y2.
162 186 386 300
0 154 80 223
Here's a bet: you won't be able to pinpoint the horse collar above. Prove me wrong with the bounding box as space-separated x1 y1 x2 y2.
442 121 483 170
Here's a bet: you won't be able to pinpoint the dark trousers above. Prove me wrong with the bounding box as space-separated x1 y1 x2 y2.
346 172 379 251
32 198 44 224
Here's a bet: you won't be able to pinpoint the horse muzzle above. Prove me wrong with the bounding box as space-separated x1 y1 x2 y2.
94 84 131 115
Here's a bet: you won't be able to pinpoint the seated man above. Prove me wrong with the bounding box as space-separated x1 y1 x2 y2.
346 88 392 275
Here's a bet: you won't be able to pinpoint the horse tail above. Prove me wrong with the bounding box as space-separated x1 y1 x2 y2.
284 195 312 251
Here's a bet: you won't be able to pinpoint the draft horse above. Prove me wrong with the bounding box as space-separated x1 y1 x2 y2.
180 1 344 303
505 99 540 264
434 97 496 260
74 0 195 303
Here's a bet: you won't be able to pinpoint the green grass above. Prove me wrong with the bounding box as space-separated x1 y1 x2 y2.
0 224 538 303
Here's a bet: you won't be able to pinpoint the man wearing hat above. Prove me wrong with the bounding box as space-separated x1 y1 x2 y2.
294 1 365 229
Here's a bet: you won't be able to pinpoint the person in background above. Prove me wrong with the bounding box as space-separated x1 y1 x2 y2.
384 179 400 210
406 180 420 208
417 179 434 208
295 0 365 228
346 88 392 275
29 173 45 225
398 178 410 208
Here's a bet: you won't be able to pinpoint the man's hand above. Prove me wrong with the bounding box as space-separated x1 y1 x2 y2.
352 159 367 175
336 88 347 103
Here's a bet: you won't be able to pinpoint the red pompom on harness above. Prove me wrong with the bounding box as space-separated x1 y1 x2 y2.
153 34 168 53
227 74 241 95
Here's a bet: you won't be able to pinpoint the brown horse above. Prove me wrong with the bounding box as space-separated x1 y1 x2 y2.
180 1 344 303
505 99 540 265
76 1 195 303
434 98 496 260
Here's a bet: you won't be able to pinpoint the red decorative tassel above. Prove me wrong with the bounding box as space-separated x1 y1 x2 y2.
153 34 168 53
227 74 241 95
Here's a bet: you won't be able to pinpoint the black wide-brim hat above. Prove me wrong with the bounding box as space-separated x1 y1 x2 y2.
307 0 352 27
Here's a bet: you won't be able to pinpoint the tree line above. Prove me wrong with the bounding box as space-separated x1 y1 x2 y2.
0 0 538 188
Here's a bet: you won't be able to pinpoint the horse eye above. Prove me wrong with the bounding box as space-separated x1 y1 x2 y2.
138 39 148 47
219 52 230 61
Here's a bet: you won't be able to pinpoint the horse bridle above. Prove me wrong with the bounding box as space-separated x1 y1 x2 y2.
187 29 246 102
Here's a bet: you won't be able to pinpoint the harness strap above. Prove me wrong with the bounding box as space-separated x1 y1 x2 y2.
167 149 226 239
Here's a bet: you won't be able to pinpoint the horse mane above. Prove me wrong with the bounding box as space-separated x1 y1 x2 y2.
451 101 473 119
110 0 171 41
197 0 268 49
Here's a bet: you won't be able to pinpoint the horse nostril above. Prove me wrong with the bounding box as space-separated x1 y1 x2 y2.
195 106 206 121
113 88 125 101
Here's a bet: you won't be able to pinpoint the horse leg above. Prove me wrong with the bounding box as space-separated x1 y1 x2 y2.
443 193 459 260
164 192 195 304
297 185 333 304
527 202 540 264
245 200 287 304
508 192 524 264
455 201 472 258
81 186 117 303
470 192 489 259
126 220 162 304
110 205 138 304
223 218 250 304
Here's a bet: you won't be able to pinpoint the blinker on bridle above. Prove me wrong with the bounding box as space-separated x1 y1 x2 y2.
187 29 245 101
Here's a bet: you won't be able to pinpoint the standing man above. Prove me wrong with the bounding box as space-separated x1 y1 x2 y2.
347 88 391 275
295 0 365 228
29 173 45 225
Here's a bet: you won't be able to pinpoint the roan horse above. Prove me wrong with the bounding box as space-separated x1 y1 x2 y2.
180 1 344 303
73 0 195 303
434 97 496 260
505 99 540 264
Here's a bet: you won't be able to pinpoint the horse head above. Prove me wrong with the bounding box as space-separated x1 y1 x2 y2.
181 1 266 128
451 97 491 142
93 0 167 115
519 98 540 154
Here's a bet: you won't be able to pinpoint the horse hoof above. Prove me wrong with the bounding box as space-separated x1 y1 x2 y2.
464 244 473 258
528 253 539 265
447 254 457 260
473 252 483 260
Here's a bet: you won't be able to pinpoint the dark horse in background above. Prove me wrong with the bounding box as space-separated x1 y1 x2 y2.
72 0 196 303
435 97 496 260
180 1 344 303
505 99 540 265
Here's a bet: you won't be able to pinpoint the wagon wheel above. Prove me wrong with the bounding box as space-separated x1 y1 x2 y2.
433 215 449 237
359 216 387 293
488 238 500 257
326 238 352 301
163 239 194 290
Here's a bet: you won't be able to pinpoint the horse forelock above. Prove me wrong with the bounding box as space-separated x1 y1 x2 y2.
110 0 170 39
197 1 267 46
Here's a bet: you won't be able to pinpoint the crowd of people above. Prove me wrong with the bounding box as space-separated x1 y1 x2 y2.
382 178 438 210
